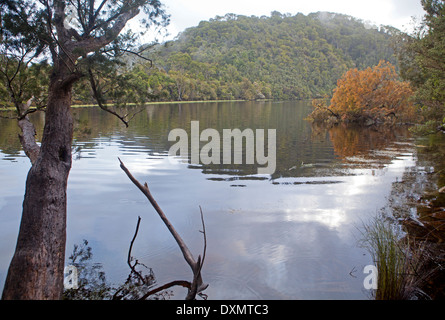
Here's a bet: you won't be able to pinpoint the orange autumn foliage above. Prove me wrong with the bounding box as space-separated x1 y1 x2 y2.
329 61 416 123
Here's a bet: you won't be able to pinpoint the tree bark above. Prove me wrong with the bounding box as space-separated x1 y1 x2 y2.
18 116 40 165
2 74 75 300
1 0 152 300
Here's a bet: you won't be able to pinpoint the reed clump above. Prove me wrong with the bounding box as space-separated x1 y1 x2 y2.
360 215 431 300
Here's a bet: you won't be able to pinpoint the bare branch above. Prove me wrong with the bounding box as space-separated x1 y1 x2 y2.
138 280 191 300
87 68 130 127
72 5 140 56
127 216 145 283
117 48 153 67
8 47 33 84
118 158 208 299
118 158 196 268
198 206 207 276
91 0 108 29
117 215 194 300
75 0 88 34
18 117 40 165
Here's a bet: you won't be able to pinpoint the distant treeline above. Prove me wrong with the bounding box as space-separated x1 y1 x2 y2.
73 11 400 103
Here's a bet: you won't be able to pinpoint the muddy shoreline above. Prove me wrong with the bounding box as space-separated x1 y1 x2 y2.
386 135 445 299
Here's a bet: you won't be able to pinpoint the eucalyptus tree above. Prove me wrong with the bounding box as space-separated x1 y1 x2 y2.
0 0 168 300
397 0 445 133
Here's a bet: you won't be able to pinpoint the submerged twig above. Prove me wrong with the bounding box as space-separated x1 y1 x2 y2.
118 158 208 299
127 216 145 283
138 280 191 300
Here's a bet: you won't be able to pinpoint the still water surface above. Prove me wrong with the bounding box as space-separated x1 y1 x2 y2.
0 101 417 299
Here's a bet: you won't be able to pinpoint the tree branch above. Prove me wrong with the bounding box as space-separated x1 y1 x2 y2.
118 157 197 269
186 206 208 299
87 68 130 127
325 107 340 119
18 117 40 165
198 206 207 276
118 158 208 299
127 216 145 283
71 5 140 56
117 215 195 300
138 280 191 300
118 48 153 67
92 0 108 27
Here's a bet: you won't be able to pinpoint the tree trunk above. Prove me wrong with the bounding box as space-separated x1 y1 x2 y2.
2 76 74 300
18 117 40 165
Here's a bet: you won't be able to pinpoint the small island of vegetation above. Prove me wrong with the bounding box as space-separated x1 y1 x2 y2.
306 60 416 126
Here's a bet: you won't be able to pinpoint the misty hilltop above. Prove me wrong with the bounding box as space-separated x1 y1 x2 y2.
131 11 401 101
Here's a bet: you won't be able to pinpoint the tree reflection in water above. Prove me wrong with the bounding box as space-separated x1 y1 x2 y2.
63 238 174 300
63 230 179 300
63 213 207 300
311 122 413 168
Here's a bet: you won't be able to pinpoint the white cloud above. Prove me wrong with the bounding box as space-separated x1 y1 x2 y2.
158 0 425 41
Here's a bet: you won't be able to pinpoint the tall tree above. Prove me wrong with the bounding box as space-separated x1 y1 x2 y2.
397 0 445 132
306 61 416 124
329 61 415 123
1 0 168 300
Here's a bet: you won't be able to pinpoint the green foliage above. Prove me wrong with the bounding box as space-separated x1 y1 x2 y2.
0 0 51 113
117 11 398 103
3 9 399 106
1 0 170 116
63 240 113 300
0 57 51 111
397 0 445 133
63 240 167 300
360 216 411 300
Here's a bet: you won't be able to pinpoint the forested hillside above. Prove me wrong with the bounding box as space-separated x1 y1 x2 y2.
77 11 401 102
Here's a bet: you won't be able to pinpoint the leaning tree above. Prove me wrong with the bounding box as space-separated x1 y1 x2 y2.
0 0 168 300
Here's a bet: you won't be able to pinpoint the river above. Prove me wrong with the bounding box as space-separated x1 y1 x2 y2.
0 100 419 299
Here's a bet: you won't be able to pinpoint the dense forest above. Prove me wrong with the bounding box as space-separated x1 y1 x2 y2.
73 11 400 103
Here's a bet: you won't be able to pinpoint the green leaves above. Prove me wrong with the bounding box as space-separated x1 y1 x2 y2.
397 0 445 132
1 0 170 122
131 12 397 102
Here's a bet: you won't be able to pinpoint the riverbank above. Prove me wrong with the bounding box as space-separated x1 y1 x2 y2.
0 99 274 112
380 133 445 299
408 137 445 299
71 99 252 108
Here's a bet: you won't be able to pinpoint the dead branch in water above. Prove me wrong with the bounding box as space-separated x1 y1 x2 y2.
127 216 145 283
118 158 208 300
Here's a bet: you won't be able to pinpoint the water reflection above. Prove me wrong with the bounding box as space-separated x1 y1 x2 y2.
0 101 417 299
0 101 414 177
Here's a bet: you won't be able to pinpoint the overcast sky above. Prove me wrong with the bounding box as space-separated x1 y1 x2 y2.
154 0 425 41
